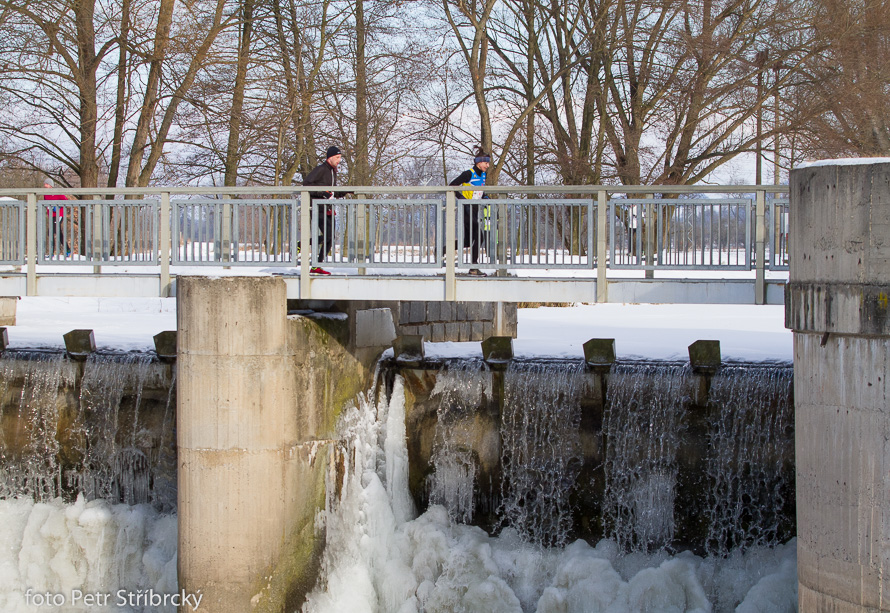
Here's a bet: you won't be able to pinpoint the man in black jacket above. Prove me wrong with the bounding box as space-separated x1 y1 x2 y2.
303 146 347 275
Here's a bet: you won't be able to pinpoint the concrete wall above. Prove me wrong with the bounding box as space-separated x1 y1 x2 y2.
787 161 890 611
177 277 383 613
289 299 518 342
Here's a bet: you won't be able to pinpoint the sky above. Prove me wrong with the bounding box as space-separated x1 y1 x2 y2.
4 296 791 363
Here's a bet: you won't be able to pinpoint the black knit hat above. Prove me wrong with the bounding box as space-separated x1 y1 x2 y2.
326 146 341 159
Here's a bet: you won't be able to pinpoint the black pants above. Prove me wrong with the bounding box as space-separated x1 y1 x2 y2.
463 202 482 264
317 212 334 263
50 215 66 254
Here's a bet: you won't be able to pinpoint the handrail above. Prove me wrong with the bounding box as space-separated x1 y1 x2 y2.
0 185 790 303
0 185 790 196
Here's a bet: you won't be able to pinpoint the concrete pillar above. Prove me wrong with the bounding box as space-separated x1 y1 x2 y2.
177 277 313 612
787 161 890 612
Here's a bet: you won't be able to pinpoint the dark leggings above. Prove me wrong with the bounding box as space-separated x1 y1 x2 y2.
317 212 334 262
463 203 481 264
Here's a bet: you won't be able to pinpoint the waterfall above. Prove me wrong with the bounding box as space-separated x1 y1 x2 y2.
704 365 794 555
602 363 692 552
0 350 176 510
0 351 72 500
427 360 491 524
305 369 799 613
497 361 585 548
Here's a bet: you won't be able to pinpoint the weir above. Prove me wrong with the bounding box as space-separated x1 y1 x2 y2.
394 358 794 556
0 291 797 611
3 165 889 611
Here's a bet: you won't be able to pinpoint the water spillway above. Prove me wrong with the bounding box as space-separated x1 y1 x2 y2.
305 364 798 613
394 358 794 557
0 350 176 510
0 349 179 613
0 282 797 612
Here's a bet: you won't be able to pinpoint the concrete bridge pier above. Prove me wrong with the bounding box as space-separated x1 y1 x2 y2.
788 161 890 611
177 277 386 612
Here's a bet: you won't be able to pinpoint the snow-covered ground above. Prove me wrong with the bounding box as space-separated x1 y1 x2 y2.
3 296 791 362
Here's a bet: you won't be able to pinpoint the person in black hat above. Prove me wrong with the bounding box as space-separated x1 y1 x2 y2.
449 147 492 276
303 146 347 275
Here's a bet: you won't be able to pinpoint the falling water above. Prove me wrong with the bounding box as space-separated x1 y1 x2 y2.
0 351 73 500
602 363 692 552
0 352 178 612
497 361 585 547
0 350 177 510
304 370 799 613
704 365 794 555
427 360 491 524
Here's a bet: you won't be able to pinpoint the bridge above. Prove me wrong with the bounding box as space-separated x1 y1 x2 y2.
0 184 789 304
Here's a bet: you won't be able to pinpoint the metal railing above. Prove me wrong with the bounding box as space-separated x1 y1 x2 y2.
173 198 296 265
610 198 753 270
0 199 24 265
0 184 790 299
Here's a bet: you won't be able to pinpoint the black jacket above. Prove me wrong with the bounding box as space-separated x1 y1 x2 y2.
303 161 345 201
448 165 489 200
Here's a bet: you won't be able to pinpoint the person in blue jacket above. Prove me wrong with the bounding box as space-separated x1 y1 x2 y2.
449 148 491 276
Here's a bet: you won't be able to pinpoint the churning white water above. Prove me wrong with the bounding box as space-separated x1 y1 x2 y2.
302 374 798 613
0 496 178 613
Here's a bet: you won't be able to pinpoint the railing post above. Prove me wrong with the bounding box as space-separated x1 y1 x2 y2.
445 190 456 301
160 192 171 297
644 193 654 279
496 199 508 276
755 188 766 304
26 192 37 296
92 195 102 274
597 189 608 303
222 201 232 265
357 199 367 276
300 191 311 299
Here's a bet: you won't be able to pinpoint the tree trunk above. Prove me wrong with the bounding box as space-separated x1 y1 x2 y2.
224 0 255 187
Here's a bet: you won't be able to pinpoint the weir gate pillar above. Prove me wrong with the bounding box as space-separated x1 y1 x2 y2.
176 277 388 612
787 161 890 612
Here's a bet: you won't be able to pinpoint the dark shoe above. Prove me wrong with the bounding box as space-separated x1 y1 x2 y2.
468 268 486 276
309 267 331 275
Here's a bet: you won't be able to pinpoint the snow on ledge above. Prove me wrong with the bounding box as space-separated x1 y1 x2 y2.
797 157 890 169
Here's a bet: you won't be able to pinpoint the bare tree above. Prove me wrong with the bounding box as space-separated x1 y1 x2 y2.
794 0 890 157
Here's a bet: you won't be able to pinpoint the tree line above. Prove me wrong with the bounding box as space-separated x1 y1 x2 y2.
0 0 886 190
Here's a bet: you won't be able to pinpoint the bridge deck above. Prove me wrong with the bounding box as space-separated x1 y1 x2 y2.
0 270 787 304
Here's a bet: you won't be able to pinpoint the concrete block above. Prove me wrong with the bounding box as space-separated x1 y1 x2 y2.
467 302 482 321
583 338 616 370
456 302 468 321
409 301 426 324
0 297 16 326
482 321 493 338
471 322 484 341
400 302 412 323
440 302 453 321
444 322 460 341
153 331 177 362
480 302 495 320
481 336 513 363
688 340 721 373
459 322 471 342
355 308 397 348
790 161 890 611
415 324 431 339
63 329 96 360
431 323 445 342
426 301 440 322
393 334 425 363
